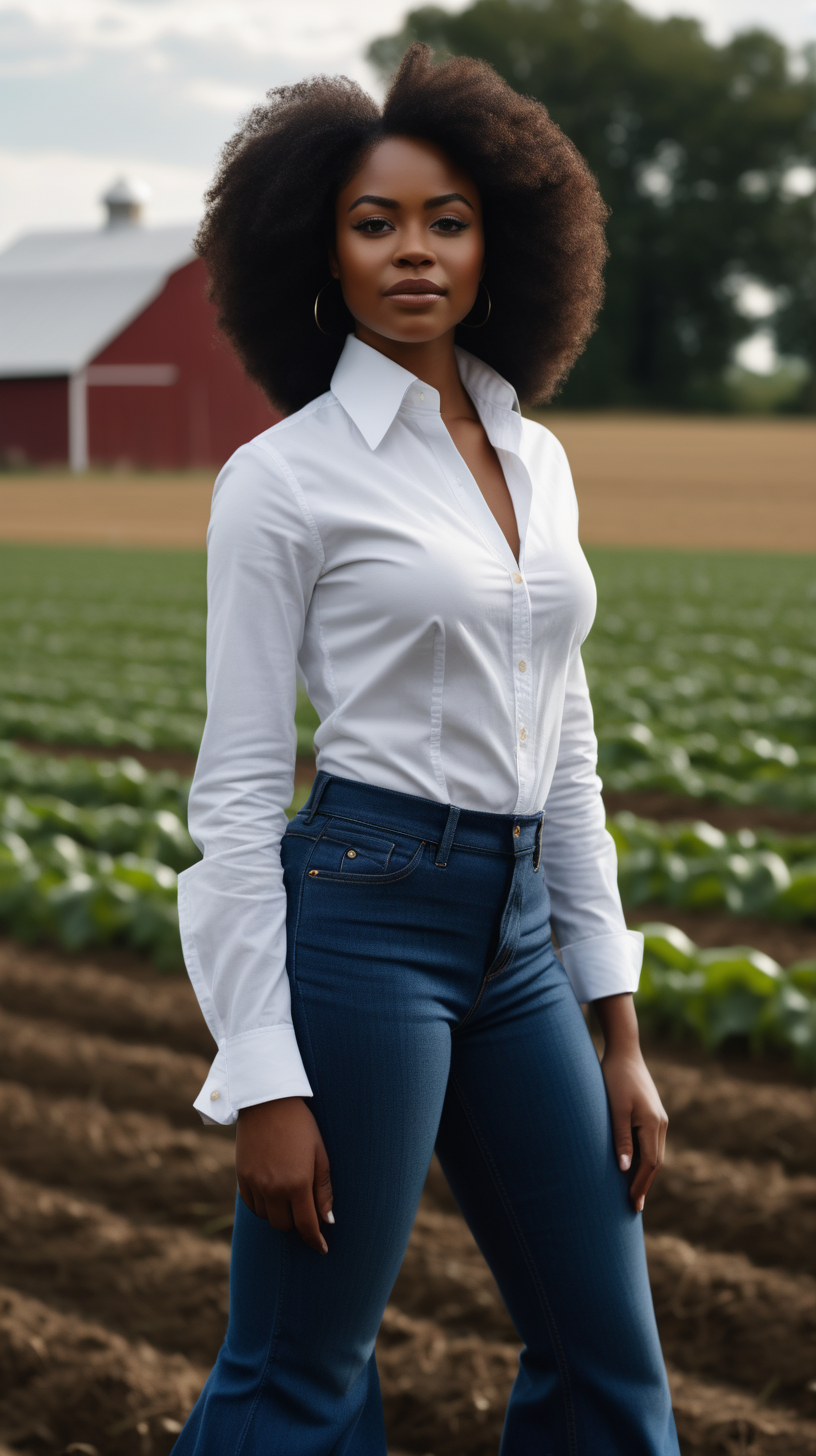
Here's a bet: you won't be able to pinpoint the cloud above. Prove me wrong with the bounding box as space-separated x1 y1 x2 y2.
0 0 810 244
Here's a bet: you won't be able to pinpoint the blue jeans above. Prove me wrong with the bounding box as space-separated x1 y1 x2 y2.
175 773 679 1456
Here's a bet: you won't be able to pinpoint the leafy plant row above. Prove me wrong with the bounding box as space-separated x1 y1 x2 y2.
635 923 816 1072
598 722 816 809
2 549 816 800
3 742 816 925
610 809 816 920
0 830 182 970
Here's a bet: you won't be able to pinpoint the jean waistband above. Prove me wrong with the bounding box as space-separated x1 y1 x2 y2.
299 772 544 866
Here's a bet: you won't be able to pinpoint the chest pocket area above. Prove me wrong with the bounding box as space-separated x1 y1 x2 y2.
307 817 424 884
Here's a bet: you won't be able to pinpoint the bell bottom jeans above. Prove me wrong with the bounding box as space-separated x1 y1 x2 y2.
175 773 679 1456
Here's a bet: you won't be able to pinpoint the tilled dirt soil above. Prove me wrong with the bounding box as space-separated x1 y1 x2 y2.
1 936 815 1454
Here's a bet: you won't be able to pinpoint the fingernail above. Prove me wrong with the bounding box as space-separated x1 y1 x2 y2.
619 1153 631 1172
325 1210 335 1225
636 1196 645 1214
320 1236 328 1254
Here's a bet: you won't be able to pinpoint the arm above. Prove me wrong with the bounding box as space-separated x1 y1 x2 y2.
540 646 667 1210
178 439 333 1250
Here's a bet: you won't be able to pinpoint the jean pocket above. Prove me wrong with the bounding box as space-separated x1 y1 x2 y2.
306 817 425 885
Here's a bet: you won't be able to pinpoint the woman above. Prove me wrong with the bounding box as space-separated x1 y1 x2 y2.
175 43 678 1456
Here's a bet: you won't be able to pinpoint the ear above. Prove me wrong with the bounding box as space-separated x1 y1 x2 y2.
328 247 340 281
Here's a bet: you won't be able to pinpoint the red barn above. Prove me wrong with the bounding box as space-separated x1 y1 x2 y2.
0 178 279 471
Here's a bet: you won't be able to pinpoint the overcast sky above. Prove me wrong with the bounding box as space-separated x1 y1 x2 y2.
1 0 814 248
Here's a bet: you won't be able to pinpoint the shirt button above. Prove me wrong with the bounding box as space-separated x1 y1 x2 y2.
210 1089 220 1101
519 727 527 742
419 392 425 401
518 660 527 673
513 573 523 584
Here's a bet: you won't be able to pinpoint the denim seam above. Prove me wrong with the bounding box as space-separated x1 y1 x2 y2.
233 1226 290 1456
288 833 320 984
449 1073 579 1456
452 883 523 1031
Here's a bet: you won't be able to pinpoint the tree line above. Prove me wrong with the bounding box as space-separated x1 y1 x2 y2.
369 0 816 410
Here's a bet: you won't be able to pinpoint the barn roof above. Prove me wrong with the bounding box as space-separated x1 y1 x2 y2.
0 223 196 379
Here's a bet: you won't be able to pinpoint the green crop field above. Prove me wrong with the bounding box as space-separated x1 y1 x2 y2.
1 542 815 1071
1 544 814 804
1 739 813 1066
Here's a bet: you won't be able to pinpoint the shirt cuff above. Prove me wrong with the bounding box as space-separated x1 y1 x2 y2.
193 1026 314 1126
558 930 643 1004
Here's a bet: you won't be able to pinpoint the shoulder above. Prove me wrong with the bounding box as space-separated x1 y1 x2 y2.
208 396 341 564
520 414 571 467
520 415 577 506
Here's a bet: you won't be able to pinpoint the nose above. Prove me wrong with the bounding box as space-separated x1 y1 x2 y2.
393 228 436 270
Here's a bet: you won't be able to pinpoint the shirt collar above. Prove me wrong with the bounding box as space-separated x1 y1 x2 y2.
330 333 522 452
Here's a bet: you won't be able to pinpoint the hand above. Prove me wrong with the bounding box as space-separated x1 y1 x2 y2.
593 993 668 1215
236 1097 334 1253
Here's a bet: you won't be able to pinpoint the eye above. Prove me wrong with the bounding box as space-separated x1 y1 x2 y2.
353 217 395 235
430 215 470 233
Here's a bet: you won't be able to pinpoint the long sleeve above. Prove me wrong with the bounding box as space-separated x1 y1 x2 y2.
540 645 643 1003
177 438 324 1125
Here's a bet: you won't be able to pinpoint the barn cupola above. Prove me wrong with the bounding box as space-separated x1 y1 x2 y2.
102 176 151 228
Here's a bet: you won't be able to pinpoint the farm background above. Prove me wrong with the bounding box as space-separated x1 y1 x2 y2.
1 411 816 1454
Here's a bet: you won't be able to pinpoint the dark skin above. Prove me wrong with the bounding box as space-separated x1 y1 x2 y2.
236 136 668 1253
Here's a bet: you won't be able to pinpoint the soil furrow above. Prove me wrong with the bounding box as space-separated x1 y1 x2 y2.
1 1251 814 1456
645 1145 816 1274
7 1154 814 1420
3 941 815 1173
377 1303 816 1456
647 1233 816 1412
0 938 212 1057
0 1082 236 1226
0 1008 208 1124
649 1055 816 1176
0 1284 203 1456
426 1148 816 1280
0 1168 229 1366
396 1205 816 1412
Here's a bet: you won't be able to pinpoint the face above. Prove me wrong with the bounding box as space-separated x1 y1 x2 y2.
331 135 484 346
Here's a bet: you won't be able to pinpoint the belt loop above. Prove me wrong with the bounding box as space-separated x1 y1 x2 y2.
303 771 331 824
533 812 544 872
435 804 460 868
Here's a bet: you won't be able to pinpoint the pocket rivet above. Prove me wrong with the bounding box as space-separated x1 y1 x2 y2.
513 825 521 838
308 869 319 877
346 849 357 859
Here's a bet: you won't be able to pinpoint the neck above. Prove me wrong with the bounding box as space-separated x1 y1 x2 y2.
353 324 476 422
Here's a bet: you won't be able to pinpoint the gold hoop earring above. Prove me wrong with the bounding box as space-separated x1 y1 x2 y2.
314 280 339 335
461 280 491 329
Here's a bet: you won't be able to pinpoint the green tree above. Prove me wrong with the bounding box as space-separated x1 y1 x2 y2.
369 1 816 409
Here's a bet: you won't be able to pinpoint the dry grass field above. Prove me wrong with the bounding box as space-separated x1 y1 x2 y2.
0 413 813 551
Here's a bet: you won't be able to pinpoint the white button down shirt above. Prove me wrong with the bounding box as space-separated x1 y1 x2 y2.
179 335 642 1124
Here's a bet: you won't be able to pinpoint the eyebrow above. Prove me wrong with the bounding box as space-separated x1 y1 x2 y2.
347 191 474 212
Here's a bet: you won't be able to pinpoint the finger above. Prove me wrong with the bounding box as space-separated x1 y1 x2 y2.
260 1191 294 1233
658 1110 669 1168
314 1144 334 1226
291 1186 328 1254
610 1107 635 1174
630 1120 662 1211
237 1180 257 1217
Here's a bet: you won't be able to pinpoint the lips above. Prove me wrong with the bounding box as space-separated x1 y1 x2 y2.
383 279 446 297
